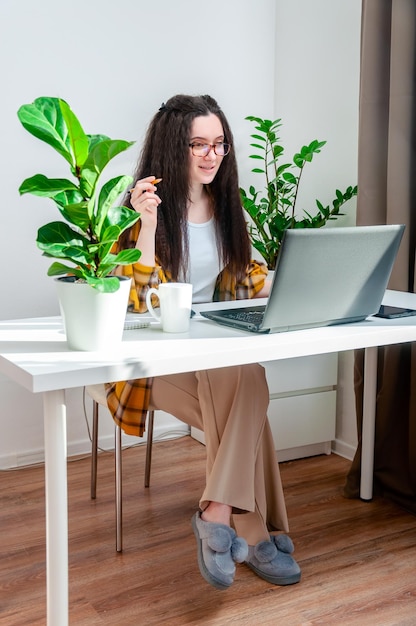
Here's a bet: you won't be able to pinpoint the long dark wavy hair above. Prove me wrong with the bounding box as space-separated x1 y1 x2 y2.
118 94 251 281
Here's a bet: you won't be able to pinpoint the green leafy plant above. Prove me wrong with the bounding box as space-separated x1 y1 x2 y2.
17 96 141 292
240 116 358 269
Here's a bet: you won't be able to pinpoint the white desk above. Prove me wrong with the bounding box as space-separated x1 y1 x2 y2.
1 289 416 625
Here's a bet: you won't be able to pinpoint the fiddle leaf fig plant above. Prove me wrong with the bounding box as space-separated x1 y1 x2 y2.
17 96 141 292
240 116 358 270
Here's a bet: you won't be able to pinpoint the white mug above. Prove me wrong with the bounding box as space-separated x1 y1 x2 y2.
145 282 193 332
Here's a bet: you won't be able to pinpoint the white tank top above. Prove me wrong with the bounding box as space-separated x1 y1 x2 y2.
187 218 224 303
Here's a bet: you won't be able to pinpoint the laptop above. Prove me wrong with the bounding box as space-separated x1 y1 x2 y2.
200 224 405 333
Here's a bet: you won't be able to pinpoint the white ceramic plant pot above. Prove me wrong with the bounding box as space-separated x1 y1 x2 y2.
55 276 131 351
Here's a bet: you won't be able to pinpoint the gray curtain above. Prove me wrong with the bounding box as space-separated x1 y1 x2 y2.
344 0 416 511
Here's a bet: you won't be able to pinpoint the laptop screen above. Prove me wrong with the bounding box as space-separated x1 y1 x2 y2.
261 224 405 332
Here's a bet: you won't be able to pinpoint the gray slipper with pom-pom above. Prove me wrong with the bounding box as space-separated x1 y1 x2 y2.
245 534 301 585
191 511 248 590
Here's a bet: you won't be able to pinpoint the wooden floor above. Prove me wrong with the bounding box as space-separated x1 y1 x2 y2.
1 436 416 626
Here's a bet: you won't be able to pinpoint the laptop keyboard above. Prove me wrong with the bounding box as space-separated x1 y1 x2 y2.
224 310 265 325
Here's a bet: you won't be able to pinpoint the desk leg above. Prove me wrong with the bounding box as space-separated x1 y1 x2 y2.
43 390 68 626
360 346 378 501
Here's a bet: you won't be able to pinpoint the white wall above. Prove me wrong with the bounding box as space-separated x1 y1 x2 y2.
274 0 359 227
0 0 361 468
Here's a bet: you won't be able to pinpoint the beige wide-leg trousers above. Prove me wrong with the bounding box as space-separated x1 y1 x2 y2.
150 363 289 545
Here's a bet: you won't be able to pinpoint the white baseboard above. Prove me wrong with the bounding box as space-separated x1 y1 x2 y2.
0 422 190 470
332 438 356 461
1 427 354 471
277 441 332 463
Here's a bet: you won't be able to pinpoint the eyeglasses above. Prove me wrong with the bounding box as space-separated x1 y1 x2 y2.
189 142 231 157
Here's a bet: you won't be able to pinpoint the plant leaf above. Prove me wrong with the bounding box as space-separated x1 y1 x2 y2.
282 172 297 185
47 262 83 277
19 174 79 197
58 202 90 231
37 221 88 256
104 204 141 234
95 175 133 235
113 248 142 265
17 97 73 167
85 276 121 293
59 99 89 170
80 139 135 198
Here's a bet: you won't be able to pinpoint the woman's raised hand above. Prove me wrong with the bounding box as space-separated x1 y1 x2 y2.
129 176 162 231
131 176 162 265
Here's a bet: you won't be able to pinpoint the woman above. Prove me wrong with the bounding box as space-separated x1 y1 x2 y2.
106 94 301 590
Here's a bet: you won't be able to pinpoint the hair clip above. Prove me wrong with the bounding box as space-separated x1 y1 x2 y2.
159 102 166 111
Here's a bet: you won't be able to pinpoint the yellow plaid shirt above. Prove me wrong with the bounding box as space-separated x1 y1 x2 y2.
106 225 268 436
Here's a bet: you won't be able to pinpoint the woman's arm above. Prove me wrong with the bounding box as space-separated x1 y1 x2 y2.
115 177 169 312
129 176 161 266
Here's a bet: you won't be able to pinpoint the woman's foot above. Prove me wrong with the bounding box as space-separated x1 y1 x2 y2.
245 534 301 585
192 511 248 590
201 501 232 526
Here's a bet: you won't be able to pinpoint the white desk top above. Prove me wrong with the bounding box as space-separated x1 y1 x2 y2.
1 290 416 394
